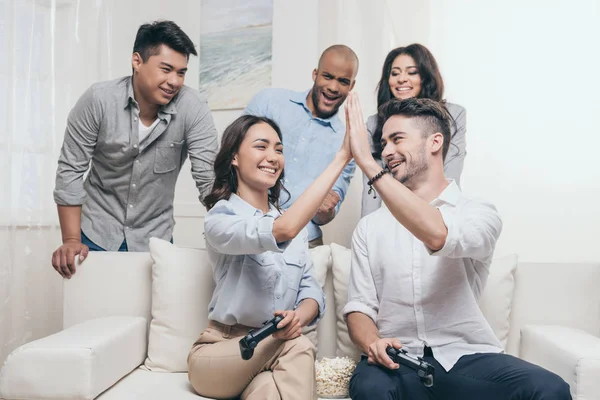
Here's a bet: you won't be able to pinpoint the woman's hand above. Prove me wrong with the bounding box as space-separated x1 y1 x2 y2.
273 310 302 340
346 92 375 168
338 109 353 163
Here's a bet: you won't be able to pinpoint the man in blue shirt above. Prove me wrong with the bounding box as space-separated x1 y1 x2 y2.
244 45 359 247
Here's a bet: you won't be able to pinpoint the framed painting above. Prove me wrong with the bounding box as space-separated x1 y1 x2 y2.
199 0 273 110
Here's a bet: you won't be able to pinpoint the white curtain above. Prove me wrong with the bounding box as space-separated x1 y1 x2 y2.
0 0 115 365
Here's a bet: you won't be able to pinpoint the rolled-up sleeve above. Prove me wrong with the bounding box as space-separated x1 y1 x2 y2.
342 219 379 323
204 200 289 255
53 86 100 206
329 159 356 216
186 98 219 205
295 231 326 326
428 198 503 262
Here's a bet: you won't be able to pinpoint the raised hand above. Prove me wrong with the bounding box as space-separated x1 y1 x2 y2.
345 92 373 167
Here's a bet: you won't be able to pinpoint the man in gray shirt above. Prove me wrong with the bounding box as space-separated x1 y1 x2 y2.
52 21 218 278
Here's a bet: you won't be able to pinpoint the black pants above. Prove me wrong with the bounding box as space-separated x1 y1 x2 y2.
349 348 571 400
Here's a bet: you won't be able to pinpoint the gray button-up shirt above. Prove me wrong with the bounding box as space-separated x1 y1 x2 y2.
204 194 326 328
54 76 218 251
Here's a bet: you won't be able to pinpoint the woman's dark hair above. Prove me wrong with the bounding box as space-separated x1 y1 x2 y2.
133 20 197 61
373 44 449 159
204 115 289 211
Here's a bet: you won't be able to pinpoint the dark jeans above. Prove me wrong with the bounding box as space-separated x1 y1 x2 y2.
81 231 128 251
80 231 174 251
349 348 571 400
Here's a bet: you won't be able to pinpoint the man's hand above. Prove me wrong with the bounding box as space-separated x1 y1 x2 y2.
273 310 302 340
51 240 89 279
346 93 375 167
313 190 340 225
367 337 403 369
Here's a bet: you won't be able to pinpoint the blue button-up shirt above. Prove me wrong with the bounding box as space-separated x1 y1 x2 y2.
244 88 356 241
204 194 326 328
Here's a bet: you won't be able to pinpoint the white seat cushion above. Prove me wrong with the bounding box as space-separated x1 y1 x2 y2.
96 368 349 400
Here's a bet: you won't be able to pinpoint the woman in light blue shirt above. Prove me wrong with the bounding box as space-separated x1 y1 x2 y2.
187 114 352 400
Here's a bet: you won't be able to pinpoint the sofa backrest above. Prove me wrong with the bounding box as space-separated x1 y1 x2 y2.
63 252 153 328
64 248 600 363
506 262 600 356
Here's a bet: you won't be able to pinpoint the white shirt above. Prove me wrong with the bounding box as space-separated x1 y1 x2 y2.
342 181 504 371
139 118 160 143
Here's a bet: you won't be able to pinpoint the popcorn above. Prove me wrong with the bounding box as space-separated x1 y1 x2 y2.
315 356 357 398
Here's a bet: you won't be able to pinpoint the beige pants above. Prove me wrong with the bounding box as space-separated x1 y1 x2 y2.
187 321 317 400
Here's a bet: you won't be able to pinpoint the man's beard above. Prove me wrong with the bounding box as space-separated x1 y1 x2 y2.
311 87 340 119
396 145 429 188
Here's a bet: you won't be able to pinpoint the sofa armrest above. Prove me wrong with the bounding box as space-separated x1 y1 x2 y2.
0 316 147 400
520 325 600 399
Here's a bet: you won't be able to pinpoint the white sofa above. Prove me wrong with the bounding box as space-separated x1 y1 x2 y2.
1 239 599 400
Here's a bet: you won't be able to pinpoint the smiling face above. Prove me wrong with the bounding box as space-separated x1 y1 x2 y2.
132 44 188 107
309 52 357 119
388 54 422 100
232 122 284 194
381 115 430 188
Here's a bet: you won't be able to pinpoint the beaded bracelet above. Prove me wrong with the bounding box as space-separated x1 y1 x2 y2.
367 168 388 199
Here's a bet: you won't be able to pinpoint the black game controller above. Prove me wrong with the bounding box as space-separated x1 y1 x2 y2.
239 315 284 360
386 346 435 387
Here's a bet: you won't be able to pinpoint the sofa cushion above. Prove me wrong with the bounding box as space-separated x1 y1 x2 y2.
302 245 331 348
330 243 517 357
145 238 214 372
330 243 362 361
478 254 518 348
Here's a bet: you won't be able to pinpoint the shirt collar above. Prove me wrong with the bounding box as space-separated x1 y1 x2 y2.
430 180 461 207
124 76 178 116
289 89 344 133
229 194 280 217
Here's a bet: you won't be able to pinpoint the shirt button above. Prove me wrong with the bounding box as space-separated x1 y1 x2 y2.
136 160 140 164
293 158 297 162
125 226 130 230
129 204 133 208
301 137 306 141
170 143 174 148
134 117 138 122
132 183 136 188
133 144 138 149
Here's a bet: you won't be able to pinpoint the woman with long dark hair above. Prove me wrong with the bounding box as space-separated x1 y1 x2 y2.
187 114 352 400
362 43 467 216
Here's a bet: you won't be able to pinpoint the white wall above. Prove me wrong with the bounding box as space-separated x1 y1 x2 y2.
428 0 600 262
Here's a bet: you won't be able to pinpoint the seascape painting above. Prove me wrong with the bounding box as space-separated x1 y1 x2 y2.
199 0 273 110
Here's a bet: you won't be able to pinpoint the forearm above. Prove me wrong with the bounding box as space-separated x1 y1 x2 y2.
359 158 447 251
57 205 82 243
273 153 349 242
295 298 319 327
346 312 380 354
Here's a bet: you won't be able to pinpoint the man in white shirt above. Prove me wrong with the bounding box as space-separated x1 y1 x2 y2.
342 93 571 399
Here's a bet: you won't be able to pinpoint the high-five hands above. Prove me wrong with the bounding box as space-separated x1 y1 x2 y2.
345 92 375 168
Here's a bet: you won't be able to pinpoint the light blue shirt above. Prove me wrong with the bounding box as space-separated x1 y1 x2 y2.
204 194 326 328
244 88 356 241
